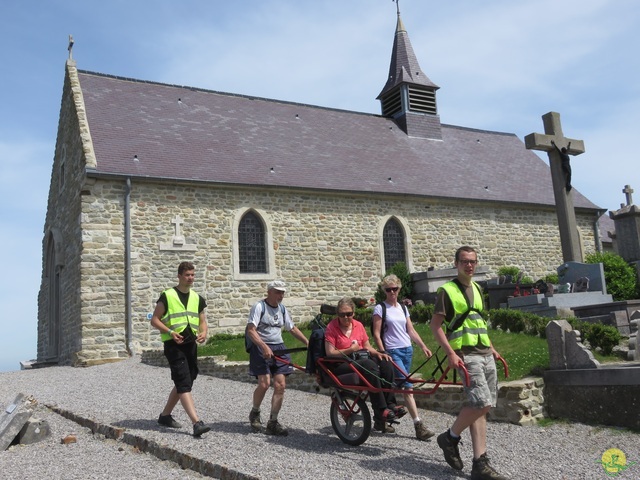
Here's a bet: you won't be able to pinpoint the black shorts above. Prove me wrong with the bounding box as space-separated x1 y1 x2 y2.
163 339 199 393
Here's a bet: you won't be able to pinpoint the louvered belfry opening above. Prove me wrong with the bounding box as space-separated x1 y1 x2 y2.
408 86 437 115
380 88 402 118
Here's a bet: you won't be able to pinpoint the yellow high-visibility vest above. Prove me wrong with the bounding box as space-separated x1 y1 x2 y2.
160 288 200 341
439 281 489 350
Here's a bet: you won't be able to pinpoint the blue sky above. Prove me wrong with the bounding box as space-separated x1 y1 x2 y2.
1 0 638 372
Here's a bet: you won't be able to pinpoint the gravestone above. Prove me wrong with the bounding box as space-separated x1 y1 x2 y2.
525 112 585 262
0 393 36 451
545 320 599 370
557 261 607 294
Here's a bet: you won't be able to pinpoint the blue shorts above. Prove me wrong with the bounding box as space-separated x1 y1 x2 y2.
249 342 294 377
387 346 413 388
459 354 498 408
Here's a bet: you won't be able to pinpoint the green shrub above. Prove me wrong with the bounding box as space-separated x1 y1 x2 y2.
355 306 373 328
543 273 559 284
486 309 550 338
568 319 621 356
409 303 433 324
585 252 638 301
496 266 533 284
497 266 520 277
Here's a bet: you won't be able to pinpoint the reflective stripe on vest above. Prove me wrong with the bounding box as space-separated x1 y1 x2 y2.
161 288 200 341
439 281 489 350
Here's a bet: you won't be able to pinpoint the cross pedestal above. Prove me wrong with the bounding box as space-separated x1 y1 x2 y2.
525 112 585 262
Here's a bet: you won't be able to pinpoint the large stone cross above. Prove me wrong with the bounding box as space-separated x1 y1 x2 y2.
525 112 585 262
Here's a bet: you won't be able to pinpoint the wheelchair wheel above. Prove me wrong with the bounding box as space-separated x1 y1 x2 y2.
329 392 371 446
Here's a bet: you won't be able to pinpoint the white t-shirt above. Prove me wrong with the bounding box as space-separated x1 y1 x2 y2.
247 300 293 344
373 302 411 350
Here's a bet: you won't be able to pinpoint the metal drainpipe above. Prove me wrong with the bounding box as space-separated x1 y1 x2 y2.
593 209 606 253
125 177 133 356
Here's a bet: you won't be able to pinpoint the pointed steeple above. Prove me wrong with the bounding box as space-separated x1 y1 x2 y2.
377 7 442 139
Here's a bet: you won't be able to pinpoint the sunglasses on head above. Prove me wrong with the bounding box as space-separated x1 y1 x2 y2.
337 311 354 318
385 287 399 293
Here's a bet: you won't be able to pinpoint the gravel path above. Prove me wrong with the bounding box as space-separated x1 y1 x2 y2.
1 358 638 479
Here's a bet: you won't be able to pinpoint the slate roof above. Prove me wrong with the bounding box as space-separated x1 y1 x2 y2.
78 70 601 211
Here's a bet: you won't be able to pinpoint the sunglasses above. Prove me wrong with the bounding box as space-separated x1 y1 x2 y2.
385 287 399 293
337 311 354 318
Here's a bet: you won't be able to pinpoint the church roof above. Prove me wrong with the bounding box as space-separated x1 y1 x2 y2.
77 70 600 210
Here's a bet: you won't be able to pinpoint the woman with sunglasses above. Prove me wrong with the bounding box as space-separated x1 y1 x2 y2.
372 274 435 440
324 297 400 432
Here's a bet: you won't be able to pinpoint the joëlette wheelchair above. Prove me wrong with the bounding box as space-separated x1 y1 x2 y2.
274 304 508 446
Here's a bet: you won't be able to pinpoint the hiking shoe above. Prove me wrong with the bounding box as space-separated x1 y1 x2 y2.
437 430 463 471
414 421 435 441
157 414 181 429
373 419 395 433
265 419 288 436
192 420 210 437
471 453 508 480
249 409 263 432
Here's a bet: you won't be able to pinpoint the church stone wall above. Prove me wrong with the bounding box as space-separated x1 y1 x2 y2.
69 178 596 363
37 70 87 366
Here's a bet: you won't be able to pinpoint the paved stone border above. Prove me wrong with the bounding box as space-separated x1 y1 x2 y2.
46 404 258 480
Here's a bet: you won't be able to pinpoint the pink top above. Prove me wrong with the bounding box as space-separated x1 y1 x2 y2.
324 318 369 350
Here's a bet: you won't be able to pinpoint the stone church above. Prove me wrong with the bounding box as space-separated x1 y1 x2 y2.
38 12 604 366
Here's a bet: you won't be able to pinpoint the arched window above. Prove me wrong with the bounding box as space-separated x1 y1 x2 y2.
383 218 406 271
238 211 267 273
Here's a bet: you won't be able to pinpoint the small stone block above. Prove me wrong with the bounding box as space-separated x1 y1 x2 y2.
15 418 51 445
0 393 36 451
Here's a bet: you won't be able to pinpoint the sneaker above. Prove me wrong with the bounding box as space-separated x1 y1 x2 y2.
414 421 435 441
437 430 464 471
471 453 508 480
373 419 395 433
249 409 263 432
265 419 289 436
192 420 210 437
157 414 181 429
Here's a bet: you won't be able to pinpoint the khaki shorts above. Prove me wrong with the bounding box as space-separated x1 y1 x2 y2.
459 353 498 408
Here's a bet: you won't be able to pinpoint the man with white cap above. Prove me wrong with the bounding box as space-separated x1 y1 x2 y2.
245 280 308 436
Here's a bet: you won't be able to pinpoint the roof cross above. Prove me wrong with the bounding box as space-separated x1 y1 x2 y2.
525 112 585 262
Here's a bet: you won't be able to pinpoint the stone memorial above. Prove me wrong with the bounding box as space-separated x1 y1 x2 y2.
525 112 585 263
609 185 640 264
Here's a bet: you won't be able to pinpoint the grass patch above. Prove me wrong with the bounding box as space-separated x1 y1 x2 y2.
198 322 620 381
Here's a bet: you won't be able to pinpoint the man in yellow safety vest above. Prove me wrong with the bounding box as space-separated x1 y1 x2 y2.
430 246 507 480
150 261 210 438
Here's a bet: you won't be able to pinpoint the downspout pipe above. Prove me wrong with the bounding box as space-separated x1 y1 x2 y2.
125 177 133 356
593 209 607 254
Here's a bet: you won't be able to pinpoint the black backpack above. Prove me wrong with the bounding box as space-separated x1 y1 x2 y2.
244 300 287 352
372 302 409 351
